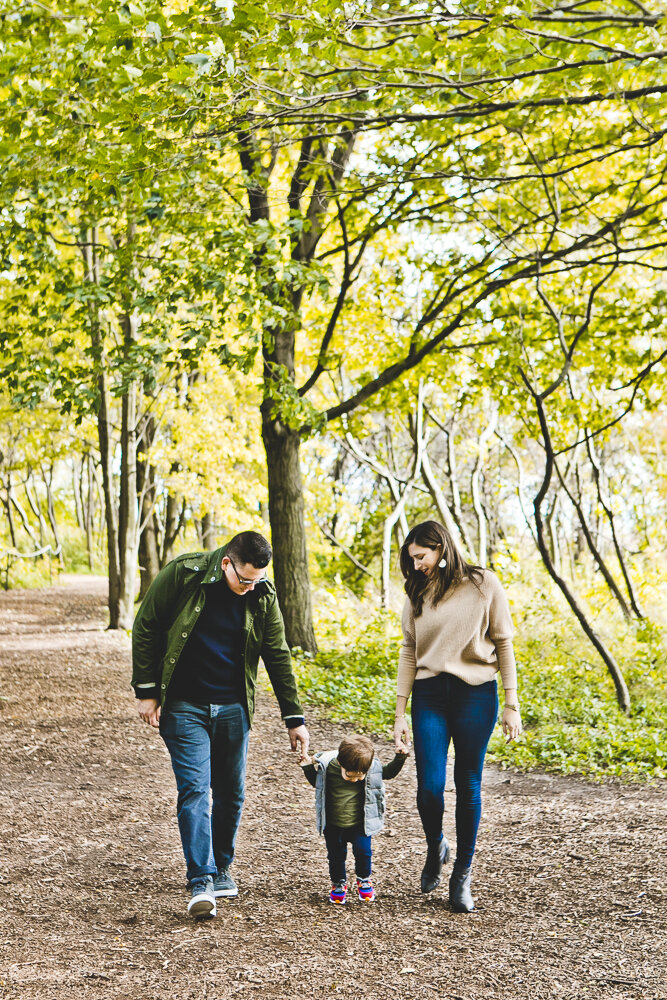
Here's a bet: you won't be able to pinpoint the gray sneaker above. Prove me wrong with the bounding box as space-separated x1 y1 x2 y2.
213 868 238 898
187 878 216 918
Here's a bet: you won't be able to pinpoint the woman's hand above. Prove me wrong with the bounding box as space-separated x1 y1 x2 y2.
502 706 522 743
393 714 411 752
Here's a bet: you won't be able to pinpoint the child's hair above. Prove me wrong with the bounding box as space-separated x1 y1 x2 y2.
337 735 374 773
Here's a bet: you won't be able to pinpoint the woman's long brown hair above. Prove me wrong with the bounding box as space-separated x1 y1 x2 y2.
400 520 483 616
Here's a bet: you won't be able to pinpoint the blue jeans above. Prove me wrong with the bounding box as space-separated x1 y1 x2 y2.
411 673 497 868
324 825 372 883
160 700 249 885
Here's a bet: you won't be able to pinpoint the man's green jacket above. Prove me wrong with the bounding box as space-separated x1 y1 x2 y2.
131 545 304 726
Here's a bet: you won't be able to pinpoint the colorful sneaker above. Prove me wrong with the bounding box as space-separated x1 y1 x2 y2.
356 877 376 903
329 881 347 904
213 868 238 898
187 878 216 919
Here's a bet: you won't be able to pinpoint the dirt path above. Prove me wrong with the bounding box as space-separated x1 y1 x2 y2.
0 577 665 1000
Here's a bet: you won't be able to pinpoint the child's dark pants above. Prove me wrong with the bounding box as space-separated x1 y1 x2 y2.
324 825 372 883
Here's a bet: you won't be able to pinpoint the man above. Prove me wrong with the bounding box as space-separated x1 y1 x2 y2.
131 530 309 919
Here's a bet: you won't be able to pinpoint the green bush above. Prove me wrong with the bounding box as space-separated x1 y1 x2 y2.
293 612 402 733
292 585 667 782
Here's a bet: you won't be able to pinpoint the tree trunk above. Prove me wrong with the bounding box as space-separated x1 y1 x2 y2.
161 489 184 566
444 422 476 558
585 438 644 619
137 505 160 601
41 464 65 567
202 511 217 551
381 383 425 608
116 313 140 628
494 430 538 545
545 496 561 576
557 462 632 621
138 520 160 599
533 493 631 713
522 375 631 713
262 416 316 651
240 131 354 653
24 476 48 547
136 415 160 599
73 460 85 533
84 453 96 571
7 474 40 547
1 477 17 548
97 397 120 625
84 226 121 625
470 408 497 567
421 447 468 557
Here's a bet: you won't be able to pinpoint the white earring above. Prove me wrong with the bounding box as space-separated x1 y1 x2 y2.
438 557 447 569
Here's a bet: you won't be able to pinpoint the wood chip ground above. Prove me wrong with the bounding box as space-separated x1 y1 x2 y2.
0 577 665 1000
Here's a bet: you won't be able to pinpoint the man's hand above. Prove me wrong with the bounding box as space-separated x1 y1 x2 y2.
288 724 309 754
137 698 161 729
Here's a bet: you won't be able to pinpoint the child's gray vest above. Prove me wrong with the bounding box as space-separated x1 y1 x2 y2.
313 750 386 836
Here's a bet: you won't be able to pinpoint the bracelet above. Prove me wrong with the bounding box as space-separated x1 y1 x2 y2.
395 714 406 720
504 703 520 713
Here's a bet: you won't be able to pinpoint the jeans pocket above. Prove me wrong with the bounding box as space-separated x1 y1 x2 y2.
225 703 249 741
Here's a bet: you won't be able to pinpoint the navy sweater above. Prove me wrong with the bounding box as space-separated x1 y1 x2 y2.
167 579 246 705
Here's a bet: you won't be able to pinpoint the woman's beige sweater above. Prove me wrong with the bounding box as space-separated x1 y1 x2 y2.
397 570 517 697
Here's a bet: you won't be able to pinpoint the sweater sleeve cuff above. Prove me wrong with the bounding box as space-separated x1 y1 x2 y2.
283 715 306 728
134 683 159 700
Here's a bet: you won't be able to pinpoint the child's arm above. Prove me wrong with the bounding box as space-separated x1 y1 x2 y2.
298 750 318 787
382 749 409 780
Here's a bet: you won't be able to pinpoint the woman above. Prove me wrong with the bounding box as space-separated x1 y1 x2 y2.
393 520 522 912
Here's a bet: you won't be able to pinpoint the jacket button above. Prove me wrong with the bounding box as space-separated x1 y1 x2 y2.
194 565 199 570
169 658 175 664
181 632 187 638
161 684 166 689
195 607 200 613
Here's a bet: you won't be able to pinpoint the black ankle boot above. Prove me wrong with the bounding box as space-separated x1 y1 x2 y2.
449 864 474 912
420 837 450 893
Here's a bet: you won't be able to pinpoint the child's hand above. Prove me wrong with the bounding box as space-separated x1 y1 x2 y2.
298 749 313 766
395 742 411 756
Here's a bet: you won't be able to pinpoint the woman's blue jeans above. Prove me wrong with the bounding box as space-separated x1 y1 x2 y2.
160 699 249 886
411 673 497 868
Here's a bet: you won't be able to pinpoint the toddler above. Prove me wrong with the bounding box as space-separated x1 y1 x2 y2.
299 734 408 903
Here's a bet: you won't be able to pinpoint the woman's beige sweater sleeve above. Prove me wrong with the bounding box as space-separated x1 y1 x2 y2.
397 598 417 699
487 575 518 691
493 638 517 692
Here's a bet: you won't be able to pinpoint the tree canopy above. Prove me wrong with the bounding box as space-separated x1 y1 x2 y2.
1 2 665 681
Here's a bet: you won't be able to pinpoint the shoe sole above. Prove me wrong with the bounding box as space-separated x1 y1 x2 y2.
356 882 375 902
329 897 346 904
213 887 238 898
188 896 217 918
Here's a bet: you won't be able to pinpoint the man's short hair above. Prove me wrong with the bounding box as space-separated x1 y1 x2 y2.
337 735 375 773
226 531 272 569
